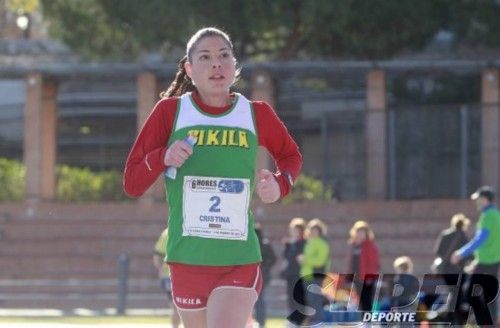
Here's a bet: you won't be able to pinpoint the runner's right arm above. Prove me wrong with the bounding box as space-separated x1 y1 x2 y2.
123 98 177 197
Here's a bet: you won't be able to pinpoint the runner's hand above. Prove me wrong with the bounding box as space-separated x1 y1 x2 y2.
164 140 193 167
256 169 280 203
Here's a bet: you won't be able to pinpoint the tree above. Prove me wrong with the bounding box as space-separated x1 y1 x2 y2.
39 0 500 61
447 0 500 48
40 0 142 60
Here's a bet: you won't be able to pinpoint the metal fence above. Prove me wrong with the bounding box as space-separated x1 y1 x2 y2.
57 77 137 170
384 70 482 199
273 69 368 200
387 104 481 199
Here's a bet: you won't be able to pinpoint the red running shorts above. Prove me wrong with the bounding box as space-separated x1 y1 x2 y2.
168 262 262 310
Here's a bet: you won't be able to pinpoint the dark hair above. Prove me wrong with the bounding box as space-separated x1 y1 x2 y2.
160 27 235 98
160 56 195 98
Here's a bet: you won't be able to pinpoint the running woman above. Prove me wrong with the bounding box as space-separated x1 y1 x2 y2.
123 27 302 328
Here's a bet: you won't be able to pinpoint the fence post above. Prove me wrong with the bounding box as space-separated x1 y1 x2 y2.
117 253 130 315
23 72 58 202
366 69 387 199
480 68 500 192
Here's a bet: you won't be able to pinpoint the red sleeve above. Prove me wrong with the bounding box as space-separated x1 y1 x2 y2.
372 243 380 273
123 97 177 197
253 101 303 197
360 241 380 276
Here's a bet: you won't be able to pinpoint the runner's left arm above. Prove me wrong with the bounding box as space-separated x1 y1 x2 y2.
253 101 303 198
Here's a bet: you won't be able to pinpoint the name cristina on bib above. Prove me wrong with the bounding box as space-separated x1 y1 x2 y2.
199 215 230 223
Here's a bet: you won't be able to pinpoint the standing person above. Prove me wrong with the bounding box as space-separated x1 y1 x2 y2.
347 220 380 312
298 218 330 326
153 228 180 328
281 217 307 326
391 256 415 309
451 186 500 325
433 213 471 280
254 222 277 328
123 27 302 328
431 213 470 325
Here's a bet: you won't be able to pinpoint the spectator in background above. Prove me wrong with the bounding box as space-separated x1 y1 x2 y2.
391 256 417 309
432 213 471 325
376 256 416 314
254 222 277 328
451 186 500 325
298 218 330 326
347 220 380 312
281 217 306 325
153 228 180 328
433 213 471 281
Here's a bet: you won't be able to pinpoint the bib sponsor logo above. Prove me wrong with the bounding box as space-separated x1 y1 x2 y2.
191 179 218 191
218 179 244 193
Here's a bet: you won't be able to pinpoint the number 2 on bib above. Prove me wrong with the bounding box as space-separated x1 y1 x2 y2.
209 196 221 212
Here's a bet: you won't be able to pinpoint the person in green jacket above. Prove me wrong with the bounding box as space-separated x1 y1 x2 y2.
451 186 500 325
298 218 330 326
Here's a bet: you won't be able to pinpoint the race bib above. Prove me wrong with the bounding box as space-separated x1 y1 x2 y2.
182 176 250 240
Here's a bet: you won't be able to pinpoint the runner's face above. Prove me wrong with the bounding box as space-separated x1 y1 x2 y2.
185 36 236 97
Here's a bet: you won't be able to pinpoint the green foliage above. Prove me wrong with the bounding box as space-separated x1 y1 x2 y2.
96 170 128 202
56 165 127 202
0 158 127 202
282 174 333 204
39 0 465 61
6 0 39 13
297 0 444 59
0 158 25 201
56 165 101 202
447 0 500 48
40 0 142 60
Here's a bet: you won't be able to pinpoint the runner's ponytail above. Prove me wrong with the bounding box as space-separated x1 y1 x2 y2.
160 56 195 98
